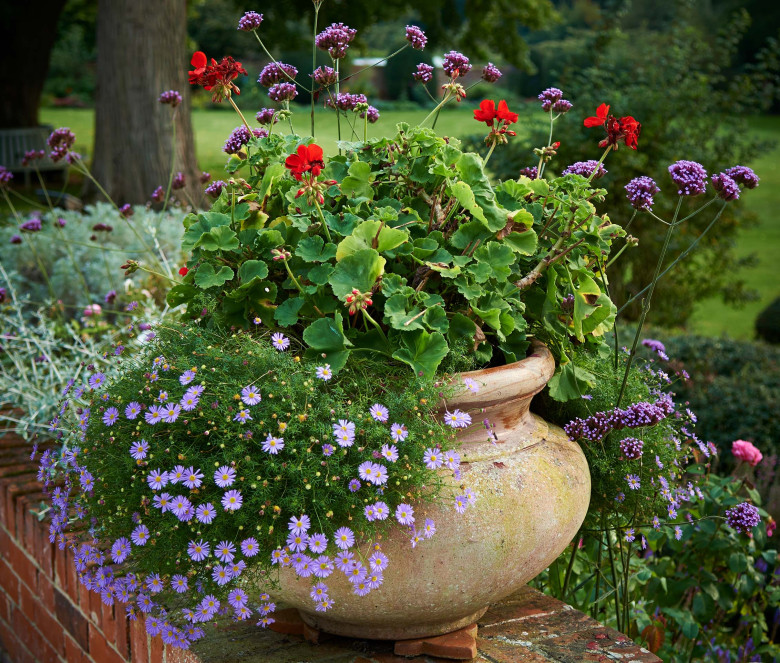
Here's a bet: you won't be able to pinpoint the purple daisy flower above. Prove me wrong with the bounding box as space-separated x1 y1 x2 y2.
171 574 188 593
423 448 443 469
310 582 329 601
183 467 204 489
169 465 186 484
131 525 150 546
195 503 216 524
222 490 243 511
111 537 131 563
454 495 468 514
390 424 407 443
179 370 196 385
348 479 361 492
315 364 333 381
423 518 436 538
334 527 354 550
145 573 164 594
241 537 259 557
368 551 389 572
144 405 163 425
212 565 232 586
626 474 641 490
381 444 399 462
234 409 252 423
369 404 389 422
102 407 119 426
286 532 308 552
443 409 471 428
187 539 210 562
147 470 169 490
395 503 415 526
88 372 106 390
293 555 314 578
289 514 311 534
262 434 284 454
171 496 192 519
308 533 328 554
214 466 236 488
153 492 171 511
241 385 261 405
444 449 460 470
313 555 334 579
322 443 335 456
130 440 149 460
334 551 354 572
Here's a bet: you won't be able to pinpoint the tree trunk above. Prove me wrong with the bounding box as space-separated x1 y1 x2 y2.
86 0 200 206
0 0 67 127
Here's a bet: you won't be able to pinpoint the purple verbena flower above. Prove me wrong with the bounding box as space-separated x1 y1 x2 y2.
563 160 607 179
620 437 644 459
668 160 708 196
159 90 182 107
625 176 660 211
237 11 263 31
315 22 357 59
711 172 740 201
442 51 471 78
258 62 298 87
405 25 427 50
482 63 502 83
413 63 434 83
724 165 759 189
725 502 761 533
538 87 563 112
205 180 226 198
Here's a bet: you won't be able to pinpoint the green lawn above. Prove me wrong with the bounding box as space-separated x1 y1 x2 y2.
40 106 481 177
33 107 780 340
686 116 780 339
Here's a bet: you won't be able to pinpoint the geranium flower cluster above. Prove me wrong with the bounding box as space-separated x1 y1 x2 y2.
37 325 481 650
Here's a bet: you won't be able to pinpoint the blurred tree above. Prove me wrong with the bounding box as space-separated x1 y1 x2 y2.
86 0 200 205
0 0 67 127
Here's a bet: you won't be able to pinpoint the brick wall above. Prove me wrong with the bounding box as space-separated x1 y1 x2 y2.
0 427 196 663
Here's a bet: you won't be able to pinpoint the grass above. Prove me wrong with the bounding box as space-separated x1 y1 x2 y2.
29 107 780 339
685 115 780 339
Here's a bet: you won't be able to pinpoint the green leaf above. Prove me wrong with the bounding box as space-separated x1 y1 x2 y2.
238 260 269 284
194 225 240 252
384 294 424 331
257 162 286 201
473 242 515 282
336 220 408 260
392 330 448 378
295 235 338 262
450 220 492 251
166 284 198 308
548 360 597 402
423 305 448 333
450 180 487 223
329 249 386 300
181 212 231 252
341 161 374 199
728 552 748 573
302 315 352 372
306 264 334 285
194 263 235 289
448 313 477 345
503 231 538 255
454 276 483 300
456 153 506 231
274 297 305 326
573 273 602 342
681 620 699 640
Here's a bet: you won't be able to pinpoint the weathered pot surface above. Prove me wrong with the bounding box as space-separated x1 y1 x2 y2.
273 341 590 640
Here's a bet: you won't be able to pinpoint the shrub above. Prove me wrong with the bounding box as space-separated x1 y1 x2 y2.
756 297 780 344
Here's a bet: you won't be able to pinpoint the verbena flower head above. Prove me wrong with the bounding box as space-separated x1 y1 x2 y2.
562 160 607 179
442 51 471 78
724 165 759 189
258 62 298 87
711 172 740 201
158 90 182 107
47 127 76 162
620 437 644 460
0 166 14 186
625 176 660 211
315 22 356 59
725 502 761 533
223 126 267 154
256 108 278 125
668 160 708 196
205 180 226 198
413 63 434 83
405 25 427 50
538 87 563 111
237 11 263 31
481 63 502 83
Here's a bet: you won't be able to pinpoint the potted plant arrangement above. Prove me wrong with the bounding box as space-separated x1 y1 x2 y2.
37 6 762 654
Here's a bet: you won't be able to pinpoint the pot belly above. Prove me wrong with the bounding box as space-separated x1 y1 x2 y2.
272 414 590 640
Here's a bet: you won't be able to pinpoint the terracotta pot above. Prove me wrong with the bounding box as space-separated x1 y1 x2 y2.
274 341 590 640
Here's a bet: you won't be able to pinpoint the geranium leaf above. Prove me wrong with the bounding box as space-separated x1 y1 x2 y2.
504 230 538 255
341 161 375 199
274 297 305 326
195 263 235 289
329 249 386 300
194 225 240 252
296 235 338 262
238 260 269 284
302 314 352 372
392 330 448 378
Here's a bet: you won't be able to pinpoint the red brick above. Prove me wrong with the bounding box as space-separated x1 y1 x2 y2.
5 538 37 591
65 545 82 604
38 571 55 609
112 601 130 658
129 617 150 663
3 478 40 537
0 587 11 622
54 586 89 651
394 623 478 659
11 602 47 662
35 525 54 578
0 615 37 663
88 622 127 663
19 581 65 657
88 580 105 628
20 492 47 558
65 631 90 663
101 600 118 654
150 630 164 663
0 557 19 600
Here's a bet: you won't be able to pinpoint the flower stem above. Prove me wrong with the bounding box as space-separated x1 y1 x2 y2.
311 3 320 137
537 113 555 177
361 308 388 345
335 59 341 150
339 44 409 85
253 32 301 88
586 145 613 184
313 200 332 243
420 89 453 128
228 97 253 133
483 142 496 167
162 107 178 213
615 195 683 408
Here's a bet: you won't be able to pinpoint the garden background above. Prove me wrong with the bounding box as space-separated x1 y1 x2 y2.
1 0 780 661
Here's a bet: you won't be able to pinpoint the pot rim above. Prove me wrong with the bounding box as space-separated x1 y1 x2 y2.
448 339 555 411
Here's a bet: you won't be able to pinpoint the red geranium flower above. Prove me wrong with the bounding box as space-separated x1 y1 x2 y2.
188 51 248 103
496 100 518 124
619 116 641 150
285 144 325 182
583 103 610 128
178 266 189 276
474 99 498 125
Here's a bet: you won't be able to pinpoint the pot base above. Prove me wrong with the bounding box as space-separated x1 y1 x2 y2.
297 606 488 641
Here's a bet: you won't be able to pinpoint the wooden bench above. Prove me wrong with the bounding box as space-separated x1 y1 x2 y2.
0 125 68 186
